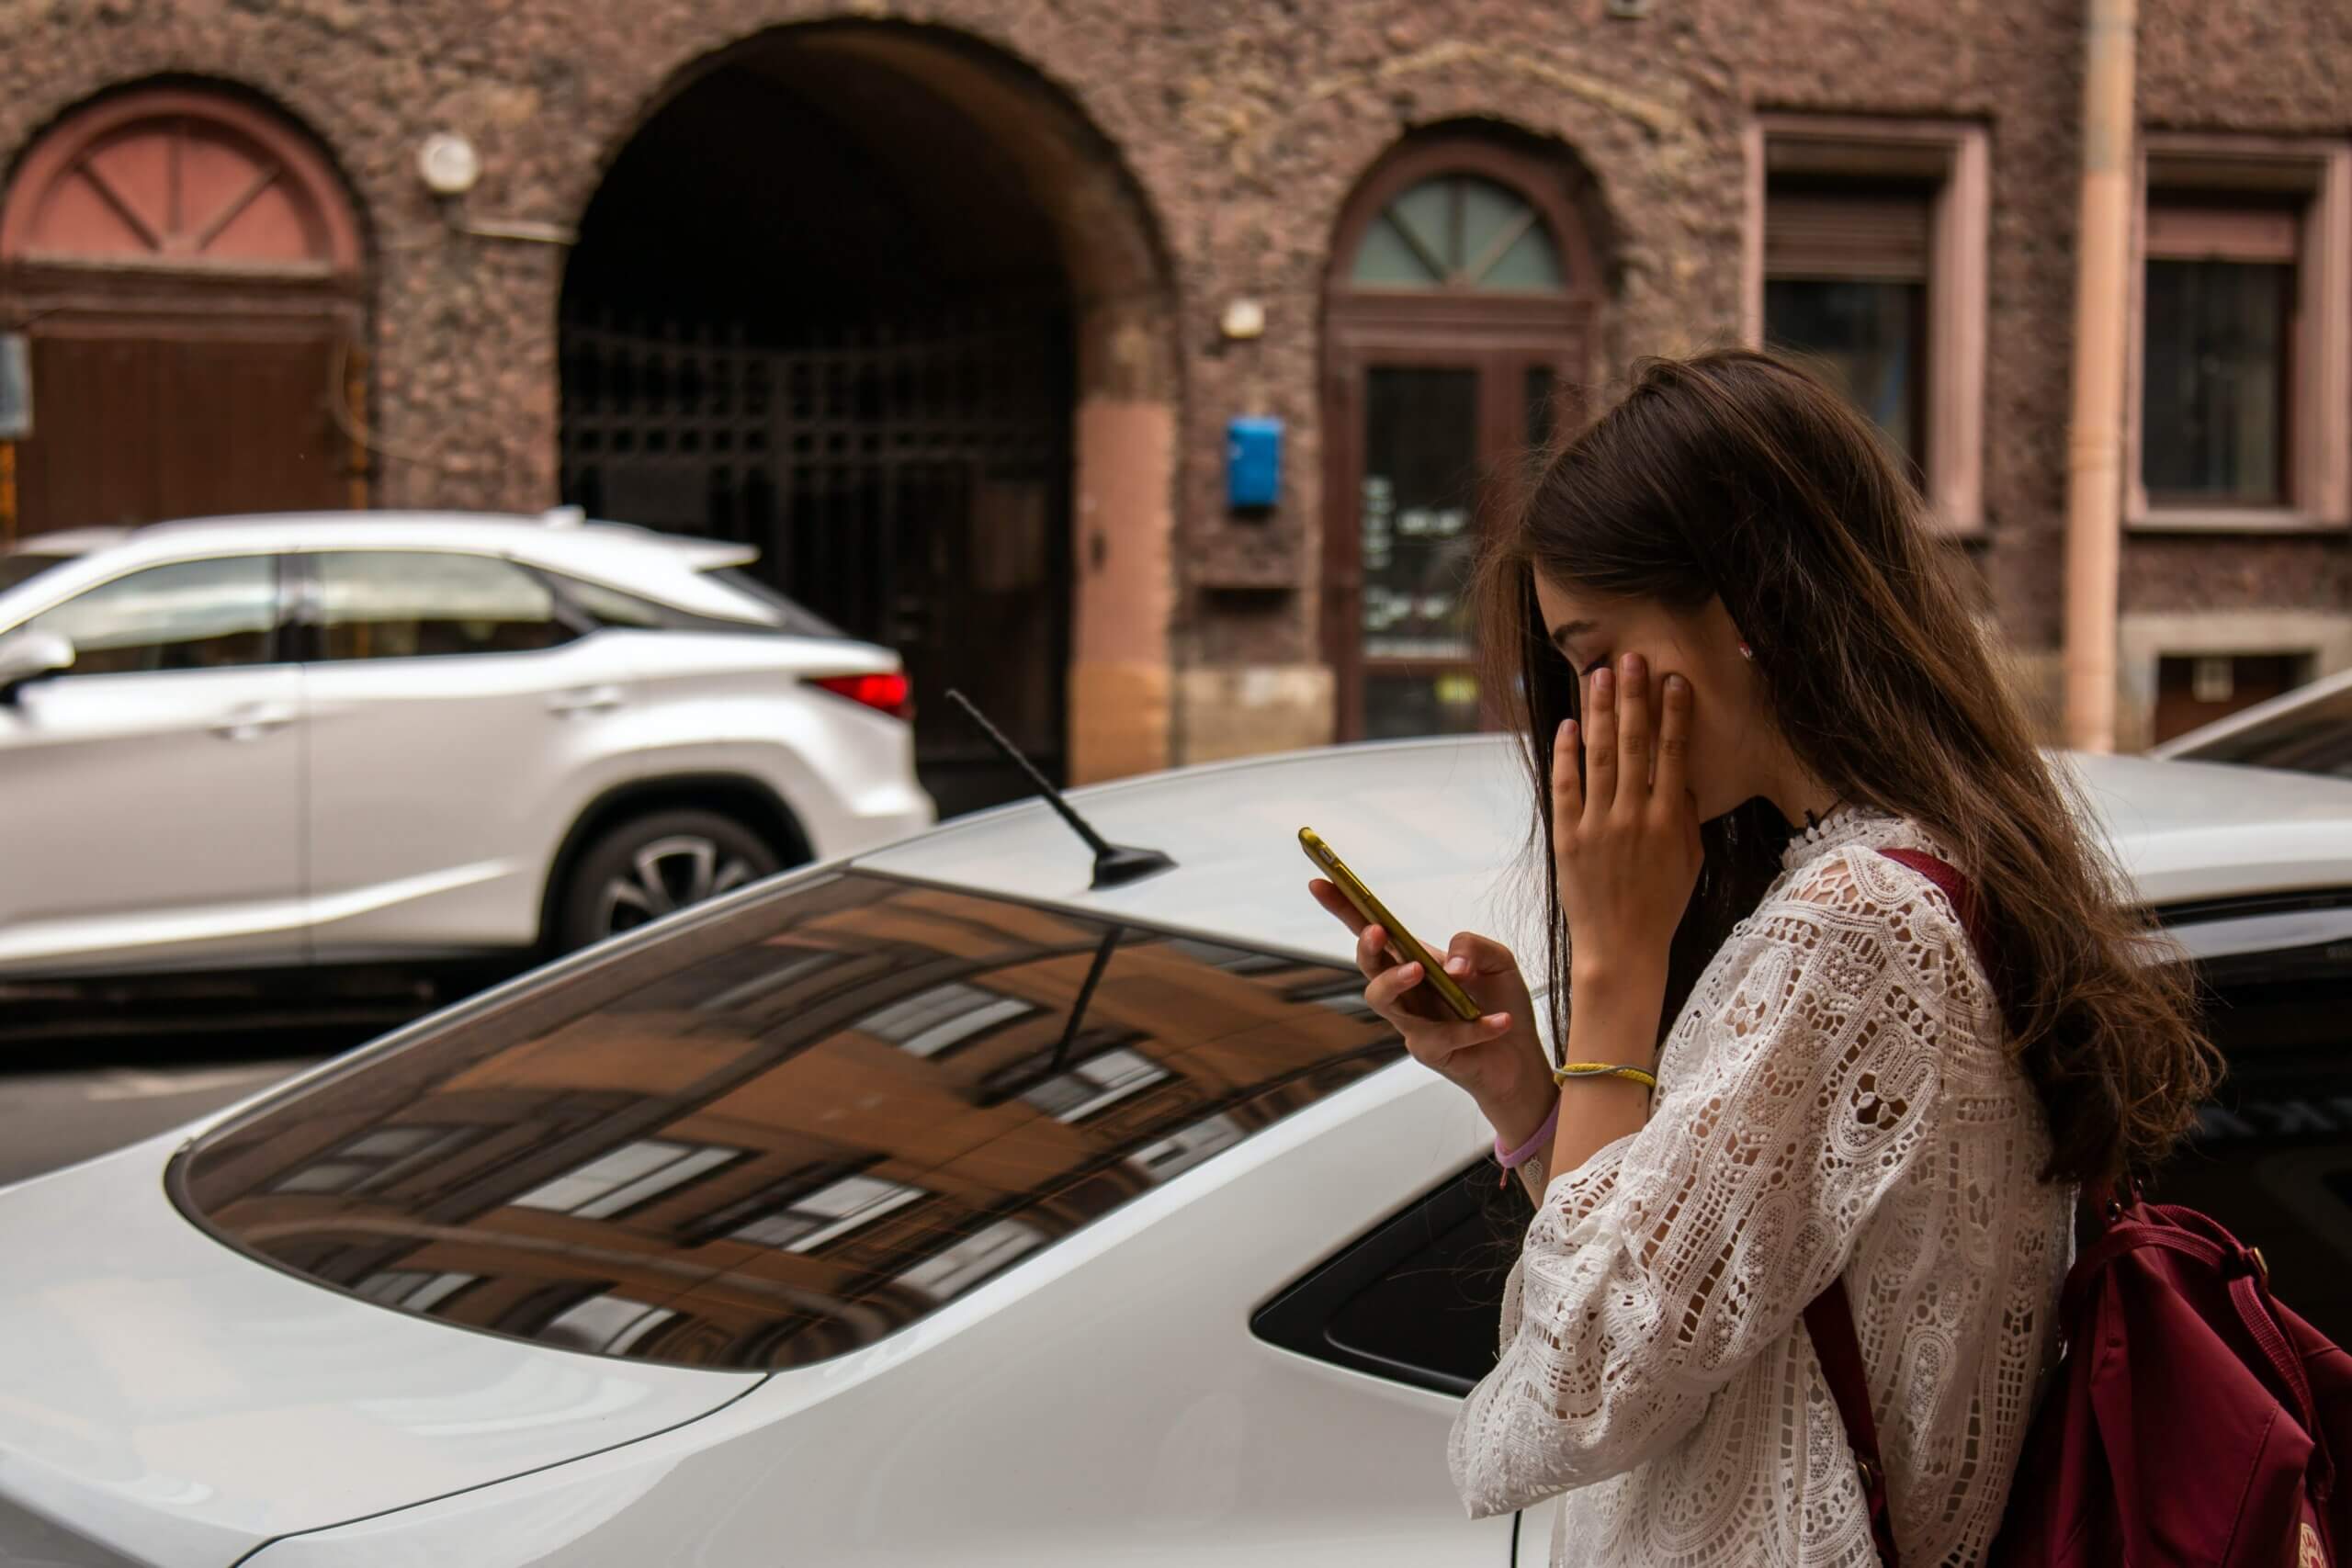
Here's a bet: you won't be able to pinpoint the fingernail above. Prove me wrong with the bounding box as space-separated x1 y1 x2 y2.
1623 651 1646 681
1593 669 1612 694
1399 962 1421 981
1482 1012 1510 1031
1445 954 1469 976
1562 718 1577 739
1665 673 1688 694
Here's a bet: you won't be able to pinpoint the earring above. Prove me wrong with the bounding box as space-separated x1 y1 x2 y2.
1738 641 1756 661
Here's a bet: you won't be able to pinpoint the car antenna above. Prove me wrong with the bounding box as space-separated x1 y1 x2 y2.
945 688 1175 889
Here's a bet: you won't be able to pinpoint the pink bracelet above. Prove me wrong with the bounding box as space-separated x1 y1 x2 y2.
1493 1100 1560 1185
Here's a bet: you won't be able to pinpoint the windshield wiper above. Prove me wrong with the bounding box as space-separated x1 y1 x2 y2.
946 688 1176 889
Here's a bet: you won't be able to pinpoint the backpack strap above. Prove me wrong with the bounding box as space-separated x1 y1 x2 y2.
1876 846 1992 970
1803 1278 1903 1566
1800 845 1987 1568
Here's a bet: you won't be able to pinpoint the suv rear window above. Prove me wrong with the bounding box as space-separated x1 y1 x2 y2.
175 873 1401 1371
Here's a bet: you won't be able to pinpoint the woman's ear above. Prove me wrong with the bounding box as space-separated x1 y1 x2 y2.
1698 596 1751 666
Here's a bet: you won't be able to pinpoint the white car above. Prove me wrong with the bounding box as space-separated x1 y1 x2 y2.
0 510 933 980
2 738 2349 1567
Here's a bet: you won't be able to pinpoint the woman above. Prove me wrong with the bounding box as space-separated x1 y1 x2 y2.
1308 351 2217 1566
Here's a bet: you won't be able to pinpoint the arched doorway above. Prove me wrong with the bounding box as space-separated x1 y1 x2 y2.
0 85 368 537
561 27 1174 817
1323 133 1605 740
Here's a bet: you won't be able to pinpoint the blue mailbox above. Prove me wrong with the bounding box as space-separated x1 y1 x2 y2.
1226 416 1283 509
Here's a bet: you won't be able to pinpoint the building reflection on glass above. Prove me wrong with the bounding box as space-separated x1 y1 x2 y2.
176 874 1403 1372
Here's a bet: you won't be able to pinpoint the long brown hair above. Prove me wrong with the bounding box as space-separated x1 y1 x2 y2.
1477 349 2217 1189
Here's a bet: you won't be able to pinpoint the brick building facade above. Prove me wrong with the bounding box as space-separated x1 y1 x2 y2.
3 0 2346 804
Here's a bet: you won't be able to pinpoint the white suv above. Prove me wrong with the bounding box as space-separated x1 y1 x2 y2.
0 510 934 979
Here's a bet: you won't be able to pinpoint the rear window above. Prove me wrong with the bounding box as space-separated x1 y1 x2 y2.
701 567 846 639
174 873 1401 1371
2179 705 2352 779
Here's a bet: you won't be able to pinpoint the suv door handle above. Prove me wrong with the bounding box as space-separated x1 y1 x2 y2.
209 702 299 742
548 684 626 716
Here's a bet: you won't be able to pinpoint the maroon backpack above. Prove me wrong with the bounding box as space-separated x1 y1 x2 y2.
1801 848 2352 1568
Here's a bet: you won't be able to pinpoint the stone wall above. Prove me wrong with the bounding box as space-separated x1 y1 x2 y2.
3 0 2345 765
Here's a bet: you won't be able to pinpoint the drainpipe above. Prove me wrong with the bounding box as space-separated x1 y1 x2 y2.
2062 0 2138 752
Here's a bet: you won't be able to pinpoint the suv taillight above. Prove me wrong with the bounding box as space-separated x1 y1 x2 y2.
808 671 913 721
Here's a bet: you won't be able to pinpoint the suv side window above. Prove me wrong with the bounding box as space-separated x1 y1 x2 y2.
27 555 280 676
1252 1162 1532 1395
313 551 571 660
2154 903 2352 1343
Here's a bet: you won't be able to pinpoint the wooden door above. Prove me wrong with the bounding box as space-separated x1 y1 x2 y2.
16 324 352 534
1 86 369 539
1320 140 1605 742
1325 343 1579 740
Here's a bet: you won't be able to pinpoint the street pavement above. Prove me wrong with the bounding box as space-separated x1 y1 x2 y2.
0 1032 345 1188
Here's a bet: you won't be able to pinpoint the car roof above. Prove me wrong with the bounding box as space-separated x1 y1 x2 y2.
0 525 132 558
2152 665 2352 765
854 736 2352 965
2 509 783 626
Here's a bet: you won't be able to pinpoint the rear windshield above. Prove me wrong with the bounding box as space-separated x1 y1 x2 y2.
702 566 846 639
175 873 1400 1371
2177 692 2352 779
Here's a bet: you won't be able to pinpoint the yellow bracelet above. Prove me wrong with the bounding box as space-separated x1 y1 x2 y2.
1553 1061 1658 1089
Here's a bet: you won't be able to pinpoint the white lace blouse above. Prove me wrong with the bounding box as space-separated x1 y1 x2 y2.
1449 811 2075 1567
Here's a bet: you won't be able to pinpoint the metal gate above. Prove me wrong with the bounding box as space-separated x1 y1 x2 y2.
559 308 1072 818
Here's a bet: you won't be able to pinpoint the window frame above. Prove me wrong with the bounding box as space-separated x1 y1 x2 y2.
1744 115 1990 534
2116 609 2352 752
16 548 297 677
2127 134 2352 533
720 1166 933 1256
286 547 583 663
507 1137 744 1221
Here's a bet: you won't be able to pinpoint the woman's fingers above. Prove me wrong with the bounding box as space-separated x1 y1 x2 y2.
1551 717 1582 836
1654 672 1693 810
1367 959 1510 1040
1307 877 1369 938
1613 653 1652 809
1353 919 1397 981
1582 665 1617 819
1445 929 1522 979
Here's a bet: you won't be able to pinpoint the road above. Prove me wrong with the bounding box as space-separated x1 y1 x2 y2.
0 1031 352 1188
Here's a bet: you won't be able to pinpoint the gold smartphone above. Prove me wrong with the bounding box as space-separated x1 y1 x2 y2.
1298 826 1482 1022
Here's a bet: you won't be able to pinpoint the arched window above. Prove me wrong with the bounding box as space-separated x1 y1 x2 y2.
1 86 366 533
1323 138 1601 741
1348 173 1566 292
2 87 360 272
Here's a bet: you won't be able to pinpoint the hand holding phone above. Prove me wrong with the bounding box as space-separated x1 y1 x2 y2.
1301 827 1552 1145
1297 827 1482 1022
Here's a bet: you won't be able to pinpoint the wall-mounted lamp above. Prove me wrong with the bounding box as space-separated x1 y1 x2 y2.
1219 299 1267 341
416 131 482 197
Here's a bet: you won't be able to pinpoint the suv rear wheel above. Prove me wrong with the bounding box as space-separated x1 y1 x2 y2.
556 808 780 952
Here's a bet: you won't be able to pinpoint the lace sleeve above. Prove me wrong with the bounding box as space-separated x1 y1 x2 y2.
1447 852 1962 1518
